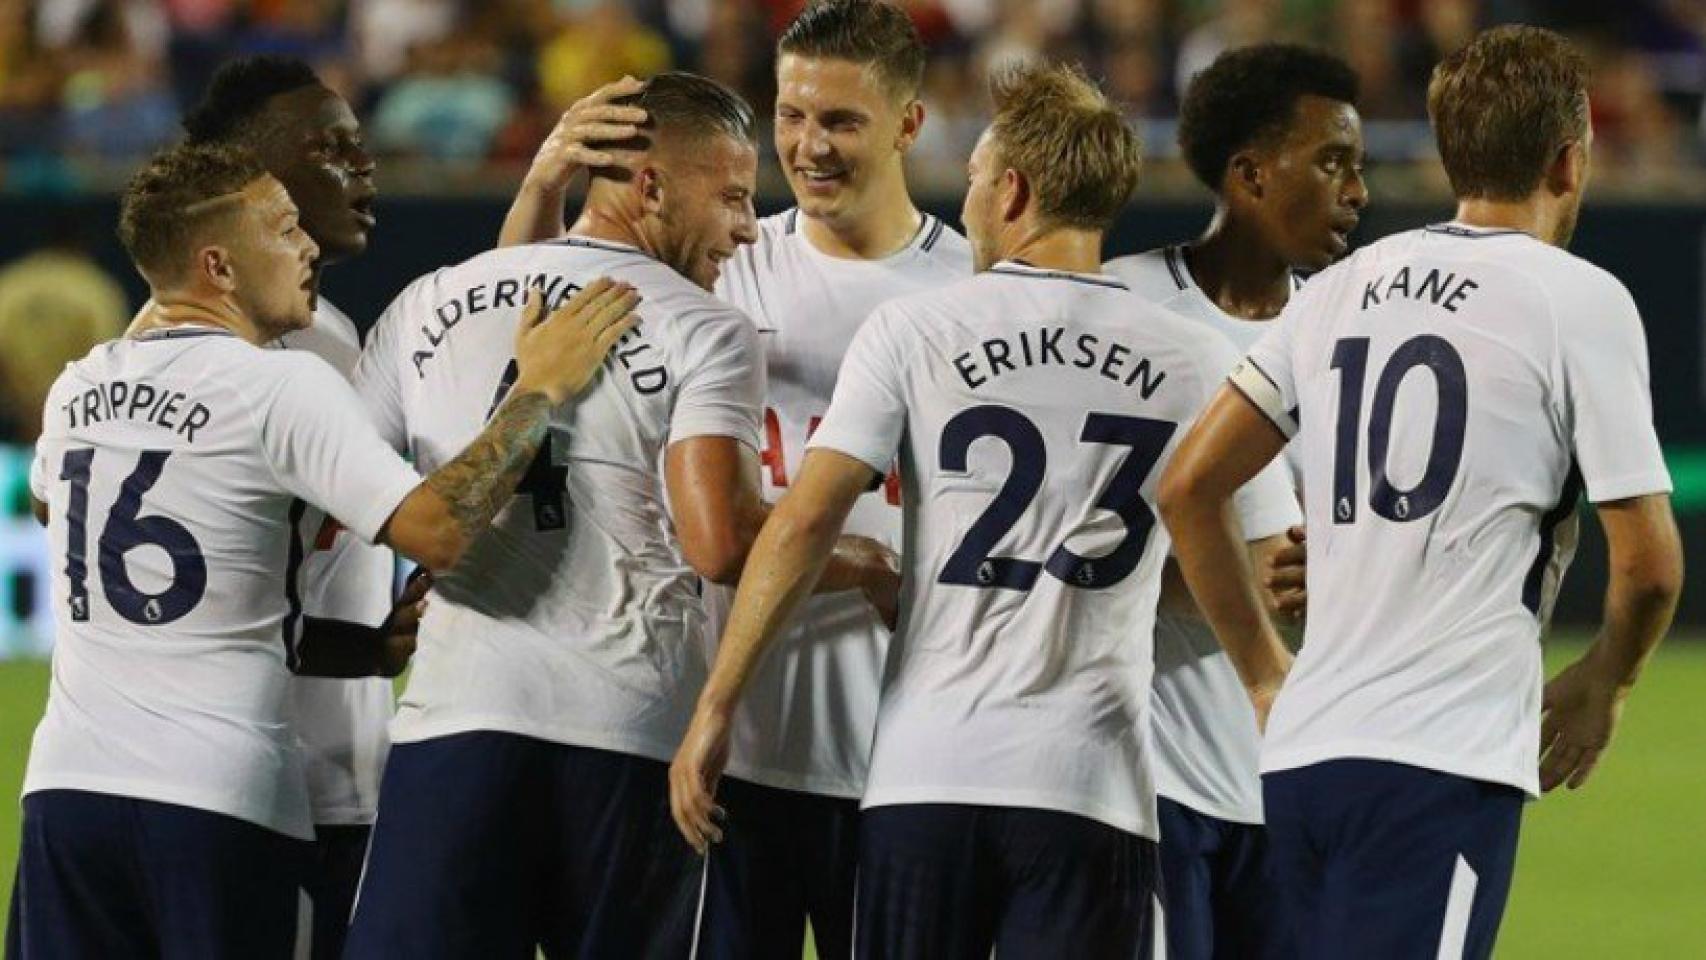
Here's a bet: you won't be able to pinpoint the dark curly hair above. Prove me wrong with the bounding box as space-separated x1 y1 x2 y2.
1178 44 1359 193
181 56 323 146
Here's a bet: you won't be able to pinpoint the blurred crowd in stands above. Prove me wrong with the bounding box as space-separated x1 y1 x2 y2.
0 0 1704 188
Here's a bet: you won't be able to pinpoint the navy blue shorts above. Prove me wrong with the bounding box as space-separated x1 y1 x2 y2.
1156 796 1284 959
300 823 371 960
6 789 309 960
1263 759 1524 960
856 804 1157 960
696 776 859 960
343 731 701 959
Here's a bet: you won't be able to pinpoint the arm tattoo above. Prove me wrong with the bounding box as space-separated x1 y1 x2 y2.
424 390 553 538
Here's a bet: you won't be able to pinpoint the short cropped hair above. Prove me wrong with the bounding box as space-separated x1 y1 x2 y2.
1178 44 1360 192
181 55 323 146
118 144 266 285
778 0 926 100
1428 25 1589 202
611 71 755 154
987 61 1143 232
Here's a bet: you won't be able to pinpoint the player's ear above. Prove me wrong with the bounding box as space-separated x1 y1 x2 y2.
636 165 665 217
894 98 925 155
1547 138 1588 199
1228 152 1263 202
999 167 1029 224
199 244 238 293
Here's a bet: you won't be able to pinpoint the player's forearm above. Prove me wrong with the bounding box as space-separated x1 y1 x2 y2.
498 178 568 248
293 616 392 678
1589 498 1683 691
391 391 554 570
697 499 849 716
1162 495 1290 690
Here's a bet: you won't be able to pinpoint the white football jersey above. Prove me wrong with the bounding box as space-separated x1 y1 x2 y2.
706 208 971 797
277 299 397 826
808 261 1294 838
1106 246 1301 824
1233 223 1672 796
354 236 763 762
27 328 422 839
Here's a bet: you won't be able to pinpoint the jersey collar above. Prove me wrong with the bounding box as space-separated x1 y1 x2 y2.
133 325 239 342
990 259 1129 290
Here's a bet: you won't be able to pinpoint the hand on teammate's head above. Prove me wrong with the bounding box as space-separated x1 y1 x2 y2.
525 76 650 193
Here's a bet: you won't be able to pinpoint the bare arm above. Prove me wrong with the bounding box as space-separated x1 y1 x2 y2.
379 281 639 570
498 77 647 247
1539 494 1682 791
1158 531 1295 625
669 449 878 851
1157 385 1294 727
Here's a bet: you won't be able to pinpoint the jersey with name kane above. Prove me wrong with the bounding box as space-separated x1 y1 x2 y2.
28 328 421 839
1232 224 1671 796
809 261 1294 839
707 208 971 797
354 237 763 763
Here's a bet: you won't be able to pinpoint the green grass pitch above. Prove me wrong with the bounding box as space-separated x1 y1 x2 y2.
1 637 1702 955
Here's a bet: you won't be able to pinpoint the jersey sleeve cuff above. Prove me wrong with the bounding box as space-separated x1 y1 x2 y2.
805 433 892 480
1227 360 1297 439
345 464 423 546
1584 471 1673 504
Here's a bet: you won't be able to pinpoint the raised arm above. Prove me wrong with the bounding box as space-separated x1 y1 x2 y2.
669 448 879 852
498 77 648 247
1538 494 1682 791
1157 384 1296 728
379 281 638 569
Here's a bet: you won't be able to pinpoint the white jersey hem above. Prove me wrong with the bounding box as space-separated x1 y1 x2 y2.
862 785 1154 840
389 714 679 766
721 761 863 801
1155 782 1263 826
1259 740 1539 799
306 805 378 827
21 774 312 840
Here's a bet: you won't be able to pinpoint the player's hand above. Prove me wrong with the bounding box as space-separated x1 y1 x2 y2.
377 570 433 677
669 705 731 854
513 280 640 406
1539 652 1627 792
849 536 902 630
1263 525 1308 624
522 75 649 193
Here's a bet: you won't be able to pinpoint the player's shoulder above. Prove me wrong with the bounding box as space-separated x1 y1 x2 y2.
914 214 973 274
1104 245 1191 302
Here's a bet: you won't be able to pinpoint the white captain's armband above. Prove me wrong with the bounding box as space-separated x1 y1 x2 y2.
1228 359 1298 439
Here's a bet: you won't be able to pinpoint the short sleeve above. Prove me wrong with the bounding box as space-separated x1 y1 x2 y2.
256 356 423 544
1555 279 1671 503
351 288 413 454
29 443 47 501
668 307 765 449
1230 286 1312 439
807 305 909 475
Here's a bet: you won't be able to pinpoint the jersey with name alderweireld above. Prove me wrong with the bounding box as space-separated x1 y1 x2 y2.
278 298 397 826
354 237 763 762
1105 246 1301 824
27 328 421 839
707 208 970 797
808 261 1294 839
1233 224 1671 796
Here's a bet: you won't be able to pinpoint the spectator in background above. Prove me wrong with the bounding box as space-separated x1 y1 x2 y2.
350 0 460 91
41 0 178 158
537 0 670 111
1176 0 1284 93
0 219 129 443
370 34 514 163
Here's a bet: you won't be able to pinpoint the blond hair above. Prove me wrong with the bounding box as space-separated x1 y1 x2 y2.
987 60 1143 231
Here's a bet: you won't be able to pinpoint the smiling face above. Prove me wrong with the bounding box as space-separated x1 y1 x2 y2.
649 133 760 290
1248 95 1368 270
773 53 917 228
256 84 376 265
225 176 320 337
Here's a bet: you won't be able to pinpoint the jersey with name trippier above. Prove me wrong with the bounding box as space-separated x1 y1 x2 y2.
354 237 763 763
1105 246 1301 825
277 298 397 826
27 327 421 839
1232 224 1671 797
707 208 971 798
808 261 1295 839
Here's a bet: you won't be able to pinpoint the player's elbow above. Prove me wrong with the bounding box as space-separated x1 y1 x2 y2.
1157 460 1210 531
684 535 748 586
1615 547 1684 615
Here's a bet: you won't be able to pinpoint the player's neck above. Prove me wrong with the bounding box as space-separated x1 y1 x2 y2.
800 184 922 260
999 224 1105 276
140 293 268 344
1452 198 1564 246
1187 211 1293 320
567 207 650 256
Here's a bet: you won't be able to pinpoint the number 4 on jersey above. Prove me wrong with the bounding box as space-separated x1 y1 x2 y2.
487 359 569 531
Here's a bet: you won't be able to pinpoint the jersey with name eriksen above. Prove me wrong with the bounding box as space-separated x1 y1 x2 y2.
27 328 421 839
808 261 1293 839
1105 246 1301 825
1233 224 1671 796
354 237 763 763
708 208 971 797
276 298 397 826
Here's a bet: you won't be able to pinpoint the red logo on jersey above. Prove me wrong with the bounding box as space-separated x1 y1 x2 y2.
760 406 901 506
